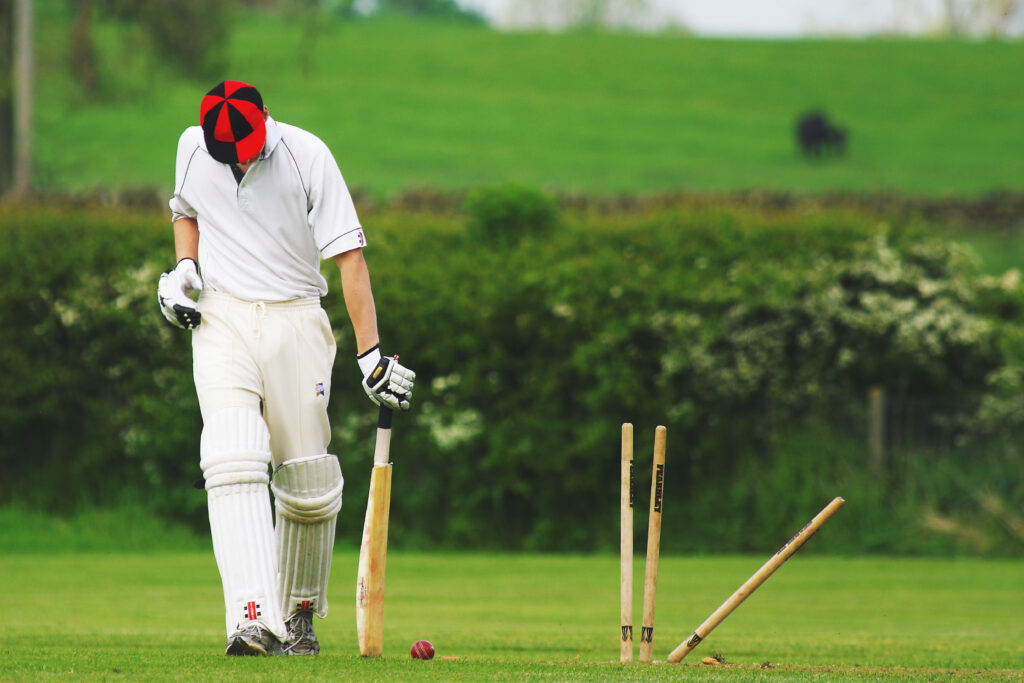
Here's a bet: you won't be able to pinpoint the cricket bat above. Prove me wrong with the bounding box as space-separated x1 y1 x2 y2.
356 406 393 657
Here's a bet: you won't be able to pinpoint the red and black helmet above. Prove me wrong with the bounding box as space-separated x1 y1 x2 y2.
200 80 266 164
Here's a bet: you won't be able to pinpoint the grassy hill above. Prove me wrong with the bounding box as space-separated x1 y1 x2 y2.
33 9 1024 196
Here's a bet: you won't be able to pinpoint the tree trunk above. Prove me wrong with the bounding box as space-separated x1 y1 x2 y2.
943 0 963 34
0 0 13 193
71 0 98 95
11 0 30 198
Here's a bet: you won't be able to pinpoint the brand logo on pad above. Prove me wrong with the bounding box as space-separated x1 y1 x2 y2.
243 601 262 621
315 382 325 397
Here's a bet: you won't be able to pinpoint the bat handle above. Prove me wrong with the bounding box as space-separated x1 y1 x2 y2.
373 407 393 466
378 405 393 430
376 353 399 430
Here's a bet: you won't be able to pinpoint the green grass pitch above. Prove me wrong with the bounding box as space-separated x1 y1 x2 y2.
2 551 1021 681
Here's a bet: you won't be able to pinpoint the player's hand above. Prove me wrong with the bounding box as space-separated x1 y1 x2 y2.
358 345 415 411
158 258 203 329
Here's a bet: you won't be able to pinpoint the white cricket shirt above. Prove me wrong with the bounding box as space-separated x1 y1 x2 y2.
169 116 365 302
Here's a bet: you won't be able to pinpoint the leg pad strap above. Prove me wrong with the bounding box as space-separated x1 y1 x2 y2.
201 406 271 489
272 454 344 522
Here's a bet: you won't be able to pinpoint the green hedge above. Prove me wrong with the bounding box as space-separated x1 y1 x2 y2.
2 200 1022 555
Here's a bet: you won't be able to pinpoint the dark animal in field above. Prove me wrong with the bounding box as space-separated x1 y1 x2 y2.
796 111 847 158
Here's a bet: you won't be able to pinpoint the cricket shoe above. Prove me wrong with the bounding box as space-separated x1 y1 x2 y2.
283 610 320 656
225 622 284 656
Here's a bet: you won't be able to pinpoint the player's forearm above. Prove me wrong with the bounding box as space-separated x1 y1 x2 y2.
334 249 380 355
173 217 200 263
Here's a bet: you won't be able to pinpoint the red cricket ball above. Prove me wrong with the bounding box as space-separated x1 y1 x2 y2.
410 639 435 660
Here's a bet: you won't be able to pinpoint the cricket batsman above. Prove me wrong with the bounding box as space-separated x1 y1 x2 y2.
158 80 415 656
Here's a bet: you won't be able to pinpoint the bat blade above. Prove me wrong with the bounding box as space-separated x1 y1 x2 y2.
356 463 392 656
356 407 393 657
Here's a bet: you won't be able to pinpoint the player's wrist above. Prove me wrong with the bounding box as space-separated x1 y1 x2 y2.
357 344 382 376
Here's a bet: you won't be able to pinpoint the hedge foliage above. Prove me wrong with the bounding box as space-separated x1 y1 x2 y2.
1 199 1022 555
464 184 558 246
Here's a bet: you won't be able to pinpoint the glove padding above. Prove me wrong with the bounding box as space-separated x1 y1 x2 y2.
357 345 415 411
158 258 203 329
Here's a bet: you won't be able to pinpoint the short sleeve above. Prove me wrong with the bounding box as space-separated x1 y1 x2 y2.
169 195 197 222
169 128 201 221
307 142 364 259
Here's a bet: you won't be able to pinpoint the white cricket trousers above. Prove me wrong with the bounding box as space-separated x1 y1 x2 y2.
192 289 338 467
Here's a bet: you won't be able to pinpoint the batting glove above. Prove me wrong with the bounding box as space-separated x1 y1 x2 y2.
158 258 203 329
358 345 416 411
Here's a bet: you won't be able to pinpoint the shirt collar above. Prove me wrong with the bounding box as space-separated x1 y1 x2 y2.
260 115 282 159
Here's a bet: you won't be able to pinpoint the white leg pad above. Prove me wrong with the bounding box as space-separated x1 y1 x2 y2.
272 454 343 619
201 406 286 640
